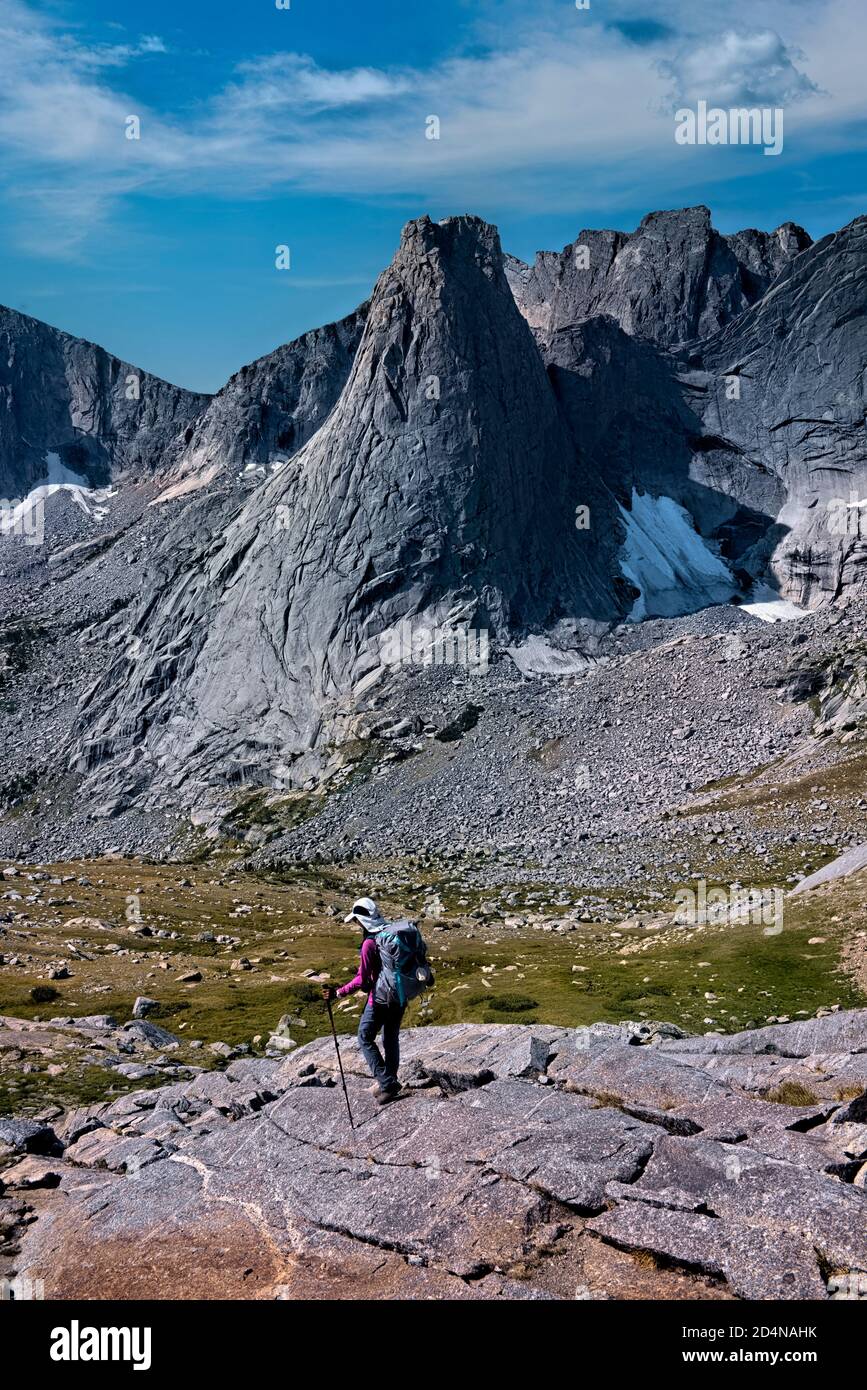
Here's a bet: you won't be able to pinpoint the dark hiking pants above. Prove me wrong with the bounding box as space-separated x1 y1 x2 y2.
358 999 405 1091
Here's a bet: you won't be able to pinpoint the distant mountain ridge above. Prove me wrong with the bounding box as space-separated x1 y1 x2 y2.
0 305 208 499
504 205 812 347
0 204 864 823
0 205 816 503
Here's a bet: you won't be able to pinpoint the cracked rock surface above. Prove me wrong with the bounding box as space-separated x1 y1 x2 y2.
4 1014 865 1300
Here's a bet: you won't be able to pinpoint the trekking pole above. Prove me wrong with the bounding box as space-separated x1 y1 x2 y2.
326 996 355 1130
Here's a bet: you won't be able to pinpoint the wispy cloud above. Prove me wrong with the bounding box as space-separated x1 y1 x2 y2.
228 54 412 113
74 33 167 68
0 0 863 256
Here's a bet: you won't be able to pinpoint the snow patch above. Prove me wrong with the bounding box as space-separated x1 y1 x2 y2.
738 582 808 624
1 453 116 541
618 490 737 621
43 451 87 487
507 635 593 676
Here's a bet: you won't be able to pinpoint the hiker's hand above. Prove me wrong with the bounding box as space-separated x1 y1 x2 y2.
322 985 337 1002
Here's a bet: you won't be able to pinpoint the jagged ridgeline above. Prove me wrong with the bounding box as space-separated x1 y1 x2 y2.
0 306 208 497
504 205 812 346
1 207 865 819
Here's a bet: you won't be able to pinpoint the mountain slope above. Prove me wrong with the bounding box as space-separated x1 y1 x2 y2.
512 211 865 609
694 215 867 604
0 204 864 854
157 305 368 500
505 206 811 348
540 315 787 596
0 307 209 498
73 215 621 808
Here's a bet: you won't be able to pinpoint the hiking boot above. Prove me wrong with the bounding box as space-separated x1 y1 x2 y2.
376 1083 401 1105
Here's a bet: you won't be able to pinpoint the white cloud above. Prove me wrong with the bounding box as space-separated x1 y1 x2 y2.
73 34 168 69
228 54 411 113
0 0 863 257
660 29 819 108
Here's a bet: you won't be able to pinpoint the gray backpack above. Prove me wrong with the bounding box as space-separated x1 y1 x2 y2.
373 920 434 1007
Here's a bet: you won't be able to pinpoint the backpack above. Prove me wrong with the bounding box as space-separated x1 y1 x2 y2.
373 920 434 1007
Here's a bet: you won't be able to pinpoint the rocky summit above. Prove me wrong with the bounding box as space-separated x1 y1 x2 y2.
0 205 865 855
2 1013 866 1301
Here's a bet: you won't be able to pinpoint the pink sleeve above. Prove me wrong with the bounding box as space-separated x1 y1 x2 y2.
337 937 379 997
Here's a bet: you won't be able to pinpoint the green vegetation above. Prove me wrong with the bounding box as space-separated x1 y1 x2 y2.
0 1063 166 1118
29 985 59 1004
0 848 864 1114
485 994 539 1013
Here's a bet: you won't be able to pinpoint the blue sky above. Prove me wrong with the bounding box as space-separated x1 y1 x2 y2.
0 0 864 392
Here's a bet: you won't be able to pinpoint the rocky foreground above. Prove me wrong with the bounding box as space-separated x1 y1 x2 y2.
2 1013 866 1301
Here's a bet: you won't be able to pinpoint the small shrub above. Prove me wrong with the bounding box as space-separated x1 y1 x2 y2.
834 1085 864 1103
30 986 59 1004
615 983 672 1003
486 994 539 1013
288 982 322 1005
591 1090 624 1109
766 1080 820 1106
483 1012 538 1026
149 1001 190 1020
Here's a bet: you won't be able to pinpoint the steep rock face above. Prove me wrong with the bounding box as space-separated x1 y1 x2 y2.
160 305 368 499
542 316 786 563
74 216 620 803
726 221 812 297
505 206 811 348
0 307 209 497
693 216 867 605
4 205 864 825
0 301 368 505
522 213 865 607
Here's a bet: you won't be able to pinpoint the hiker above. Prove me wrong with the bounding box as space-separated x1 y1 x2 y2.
322 896 433 1106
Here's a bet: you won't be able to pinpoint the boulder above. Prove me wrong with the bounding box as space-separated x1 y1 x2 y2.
589 1204 825 1300
659 1007 867 1058
554 1042 732 1110
122 1019 180 1049
0 1117 61 1157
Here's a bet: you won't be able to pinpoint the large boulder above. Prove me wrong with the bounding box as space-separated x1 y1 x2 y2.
0 1117 61 1158
659 1007 867 1058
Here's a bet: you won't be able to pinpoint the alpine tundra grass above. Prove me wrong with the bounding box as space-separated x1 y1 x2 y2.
1 850 863 1115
